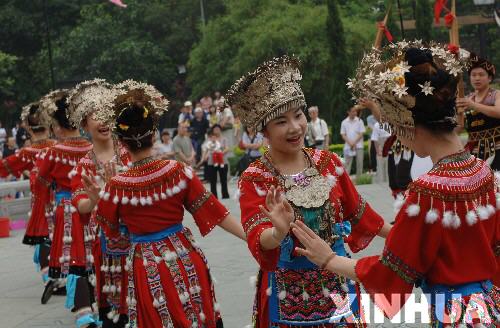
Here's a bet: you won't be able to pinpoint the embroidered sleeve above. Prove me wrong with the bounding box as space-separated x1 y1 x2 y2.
184 170 228 236
331 153 384 252
0 153 30 178
70 163 89 207
239 178 279 271
355 191 443 319
29 151 54 237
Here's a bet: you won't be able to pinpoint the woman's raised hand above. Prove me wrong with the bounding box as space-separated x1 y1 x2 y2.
259 186 294 237
82 174 101 204
103 162 117 183
291 220 336 269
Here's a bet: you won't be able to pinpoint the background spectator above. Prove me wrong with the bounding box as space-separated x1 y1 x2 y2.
340 105 365 179
153 129 175 159
200 94 213 112
0 121 7 152
220 105 235 150
173 123 195 166
213 91 224 107
371 121 391 183
237 126 264 176
202 125 229 199
208 105 221 127
16 121 29 148
2 137 17 158
178 101 193 125
190 107 209 162
306 106 329 150
366 113 377 173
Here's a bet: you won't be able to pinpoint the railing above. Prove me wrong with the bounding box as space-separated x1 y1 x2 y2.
0 180 31 221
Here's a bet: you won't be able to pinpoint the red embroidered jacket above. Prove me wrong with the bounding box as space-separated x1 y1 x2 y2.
0 139 56 178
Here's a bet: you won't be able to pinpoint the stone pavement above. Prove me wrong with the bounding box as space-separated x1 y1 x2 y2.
0 181 403 328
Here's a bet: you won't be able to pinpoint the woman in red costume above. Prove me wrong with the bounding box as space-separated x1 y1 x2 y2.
83 80 245 328
226 55 392 327
292 42 500 327
32 89 99 327
68 79 131 328
0 101 56 283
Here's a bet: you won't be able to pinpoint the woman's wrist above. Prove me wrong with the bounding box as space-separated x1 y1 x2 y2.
271 227 287 244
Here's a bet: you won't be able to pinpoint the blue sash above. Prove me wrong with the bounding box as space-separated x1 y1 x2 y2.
130 224 183 243
55 190 72 206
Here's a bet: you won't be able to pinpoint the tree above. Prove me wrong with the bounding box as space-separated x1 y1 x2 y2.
415 0 432 42
325 0 351 140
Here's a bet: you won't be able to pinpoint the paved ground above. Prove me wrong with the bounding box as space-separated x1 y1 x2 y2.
0 181 405 328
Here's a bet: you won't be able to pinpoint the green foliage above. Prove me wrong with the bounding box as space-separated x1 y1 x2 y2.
415 0 433 42
0 51 17 97
355 173 373 185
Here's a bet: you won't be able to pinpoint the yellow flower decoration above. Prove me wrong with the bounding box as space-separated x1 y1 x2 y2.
143 106 149 118
119 123 129 131
394 75 405 87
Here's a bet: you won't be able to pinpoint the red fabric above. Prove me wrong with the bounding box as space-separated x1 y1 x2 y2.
447 44 459 54
29 138 94 276
0 151 32 178
96 159 228 327
444 12 455 28
382 135 397 157
377 22 393 42
434 0 448 23
97 160 228 238
356 153 499 318
239 149 383 327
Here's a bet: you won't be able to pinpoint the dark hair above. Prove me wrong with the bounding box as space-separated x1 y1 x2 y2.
404 48 458 132
53 96 76 130
115 101 155 152
27 104 47 133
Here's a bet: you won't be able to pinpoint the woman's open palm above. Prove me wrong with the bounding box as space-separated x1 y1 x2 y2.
259 186 294 235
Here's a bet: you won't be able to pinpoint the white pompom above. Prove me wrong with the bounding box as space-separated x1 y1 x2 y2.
466 210 478 226
115 265 122 273
153 193 159 201
62 158 67 164
139 197 146 206
266 287 272 296
160 192 167 200
486 204 495 216
55 156 60 162
130 197 139 206
109 265 116 273
107 310 114 319
70 206 77 213
49 155 54 161
121 196 129 205
425 209 439 224
184 167 193 179
99 190 105 199
199 312 206 322
255 186 267 197
405 204 420 217
326 174 337 188
278 290 287 300
393 194 405 213
477 206 489 220
179 180 187 189
442 211 454 228
113 314 119 323
172 186 181 194
214 302 221 312
113 195 119 204
146 196 153 205
166 188 173 197
103 192 110 201
451 214 461 229
335 166 344 176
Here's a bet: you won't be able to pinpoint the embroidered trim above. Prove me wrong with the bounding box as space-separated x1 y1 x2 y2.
72 188 87 200
380 248 423 284
111 160 176 184
96 215 118 232
37 175 51 188
186 190 211 214
345 195 366 226
243 213 271 235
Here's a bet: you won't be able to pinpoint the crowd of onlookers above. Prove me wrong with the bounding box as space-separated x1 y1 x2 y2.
1 93 388 192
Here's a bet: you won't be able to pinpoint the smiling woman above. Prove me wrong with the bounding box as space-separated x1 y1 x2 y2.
227 55 390 327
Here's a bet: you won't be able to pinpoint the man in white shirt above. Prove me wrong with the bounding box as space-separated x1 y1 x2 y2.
178 101 193 125
340 105 365 179
371 121 391 183
306 106 329 150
